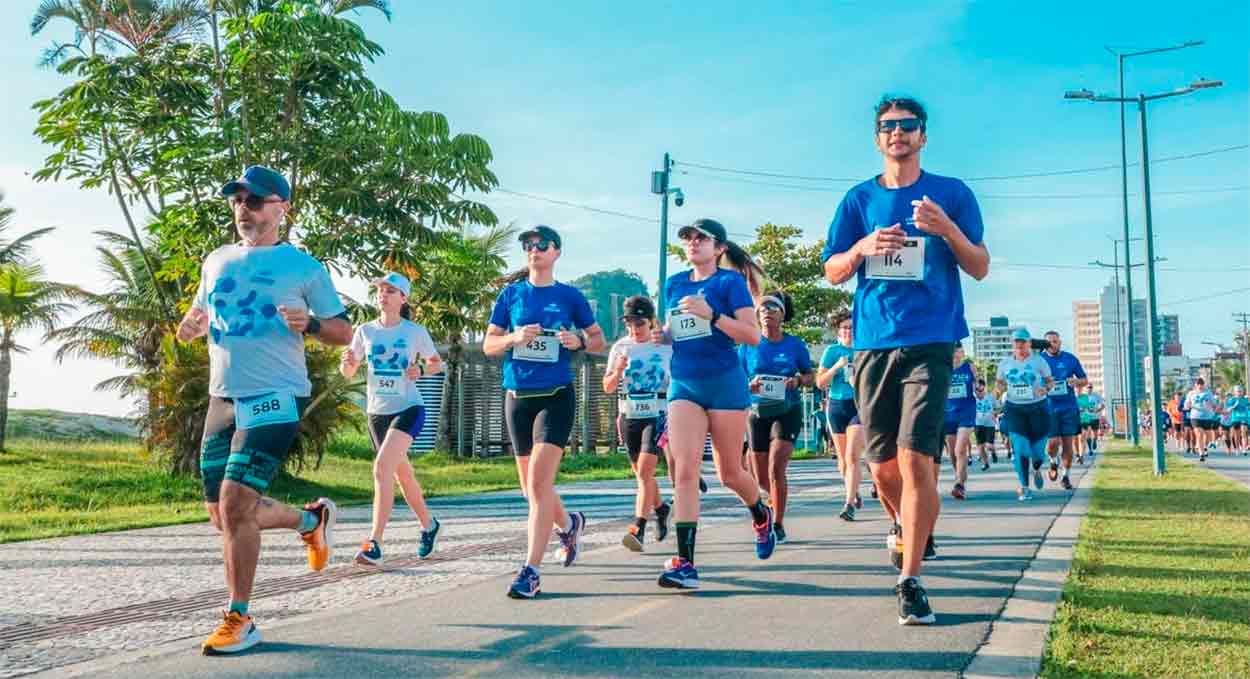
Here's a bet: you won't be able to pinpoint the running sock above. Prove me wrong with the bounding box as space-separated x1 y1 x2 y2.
897 574 922 586
676 522 697 562
748 499 768 524
634 517 647 542
655 501 670 516
297 509 319 534
228 599 249 616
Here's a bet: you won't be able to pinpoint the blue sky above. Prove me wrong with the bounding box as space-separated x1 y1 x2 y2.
1 1 1246 416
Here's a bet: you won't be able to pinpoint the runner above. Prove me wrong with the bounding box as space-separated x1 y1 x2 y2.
1166 392 1185 452
999 404 1013 460
996 328 1054 502
177 166 353 655
1077 385 1105 460
821 95 989 625
740 291 815 543
1184 378 1219 460
340 272 444 566
1228 385 1250 454
655 217 776 590
483 225 607 599
603 295 673 552
942 343 977 500
973 379 999 471
816 311 869 521
1179 390 1195 454
1040 331 1088 489
1217 390 1234 454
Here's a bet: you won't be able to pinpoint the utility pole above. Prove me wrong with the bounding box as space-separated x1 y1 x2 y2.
1235 312 1250 386
651 154 683 312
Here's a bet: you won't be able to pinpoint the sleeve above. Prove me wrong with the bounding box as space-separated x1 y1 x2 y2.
607 340 624 367
488 286 512 329
738 345 750 375
821 192 866 263
305 262 347 319
570 288 596 330
795 339 813 372
1036 357 1052 380
349 326 367 361
1072 356 1087 380
415 326 439 361
725 273 755 313
956 180 985 247
192 265 210 312
820 345 836 369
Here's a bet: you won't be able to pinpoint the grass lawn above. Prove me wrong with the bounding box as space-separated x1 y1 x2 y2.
1041 445 1250 679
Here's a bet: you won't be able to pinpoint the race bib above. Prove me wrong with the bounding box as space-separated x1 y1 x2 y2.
623 393 661 419
865 237 925 281
370 369 404 398
758 375 787 401
669 309 712 341
235 391 299 430
1008 383 1033 401
948 382 966 399
513 329 560 363
1049 381 1068 396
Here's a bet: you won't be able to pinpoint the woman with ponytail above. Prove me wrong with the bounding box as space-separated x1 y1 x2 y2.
652 218 775 590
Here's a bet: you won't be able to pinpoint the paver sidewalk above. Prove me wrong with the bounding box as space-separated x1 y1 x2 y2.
13 455 1097 679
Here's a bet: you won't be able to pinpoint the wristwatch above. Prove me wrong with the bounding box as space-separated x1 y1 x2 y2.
710 310 722 326
304 317 321 336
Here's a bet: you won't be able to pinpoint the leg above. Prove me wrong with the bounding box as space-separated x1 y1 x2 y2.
869 458 903 524
393 454 433 529
768 440 794 525
667 400 710 524
524 442 566 567
370 428 427 540
955 427 972 486
636 453 659 517
1008 432 1031 491
845 424 865 509
897 449 940 577
708 409 760 505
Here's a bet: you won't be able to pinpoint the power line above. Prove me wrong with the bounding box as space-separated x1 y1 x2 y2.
673 143 1249 184
1158 286 1250 308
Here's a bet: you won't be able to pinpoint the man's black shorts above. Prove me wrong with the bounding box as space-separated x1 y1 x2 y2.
975 425 996 445
853 342 954 463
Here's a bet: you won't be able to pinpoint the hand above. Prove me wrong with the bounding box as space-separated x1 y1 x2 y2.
557 329 584 351
339 349 360 372
1035 386 1049 399
278 305 309 334
855 224 907 257
425 353 444 375
613 354 629 375
177 308 208 342
749 377 762 394
910 195 955 238
678 295 713 321
785 377 799 390
1067 377 1077 387
650 326 670 345
832 356 849 372
512 324 541 347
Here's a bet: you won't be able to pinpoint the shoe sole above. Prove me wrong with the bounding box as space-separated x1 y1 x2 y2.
658 575 700 589
354 552 382 566
839 510 854 522
202 626 261 655
622 533 644 552
562 512 586 567
899 613 937 626
310 498 337 572
507 587 540 599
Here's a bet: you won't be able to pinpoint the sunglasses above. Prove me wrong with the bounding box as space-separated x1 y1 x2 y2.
228 194 283 211
522 239 553 252
623 317 650 327
876 118 924 134
680 232 711 244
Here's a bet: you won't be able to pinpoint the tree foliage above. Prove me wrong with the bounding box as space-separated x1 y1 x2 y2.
569 268 649 339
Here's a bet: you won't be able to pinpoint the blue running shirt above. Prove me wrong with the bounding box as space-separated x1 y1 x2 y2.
1040 350 1086 413
997 353 1052 406
740 333 813 408
945 360 977 418
488 281 596 390
663 268 755 381
821 171 984 350
820 343 856 401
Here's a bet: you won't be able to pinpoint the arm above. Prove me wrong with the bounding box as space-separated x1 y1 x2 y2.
815 355 848 390
484 323 520 357
313 315 352 346
582 324 607 354
718 307 761 346
912 194 990 280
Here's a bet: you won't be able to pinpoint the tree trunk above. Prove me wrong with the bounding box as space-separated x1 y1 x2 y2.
102 129 173 316
0 331 11 452
438 337 464 455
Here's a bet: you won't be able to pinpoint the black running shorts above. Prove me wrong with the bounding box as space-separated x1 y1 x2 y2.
368 404 427 451
853 342 954 463
505 385 576 456
616 412 665 462
200 395 307 503
747 404 803 453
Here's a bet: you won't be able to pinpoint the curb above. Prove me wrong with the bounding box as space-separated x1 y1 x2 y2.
961 460 1099 679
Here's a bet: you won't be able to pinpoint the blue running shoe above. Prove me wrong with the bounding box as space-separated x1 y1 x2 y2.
354 538 382 566
754 505 776 560
556 511 585 567
1033 467 1045 490
417 517 441 560
507 566 540 599
657 557 700 589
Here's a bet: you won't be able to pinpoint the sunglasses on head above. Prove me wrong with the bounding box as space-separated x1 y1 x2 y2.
522 239 553 252
228 194 283 211
876 118 924 134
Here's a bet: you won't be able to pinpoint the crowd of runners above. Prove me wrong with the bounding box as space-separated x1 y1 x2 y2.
172 94 1245 655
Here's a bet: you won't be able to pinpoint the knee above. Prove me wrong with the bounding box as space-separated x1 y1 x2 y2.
218 484 254 529
205 503 223 532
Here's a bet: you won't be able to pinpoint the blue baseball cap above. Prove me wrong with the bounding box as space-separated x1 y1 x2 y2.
372 272 411 297
221 166 291 201
1012 328 1031 341
518 225 561 249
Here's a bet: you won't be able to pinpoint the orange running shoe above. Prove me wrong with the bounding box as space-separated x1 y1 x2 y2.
201 611 260 655
300 497 337 571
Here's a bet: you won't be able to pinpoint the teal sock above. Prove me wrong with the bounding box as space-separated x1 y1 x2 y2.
297 510 318 533
228 599 249 616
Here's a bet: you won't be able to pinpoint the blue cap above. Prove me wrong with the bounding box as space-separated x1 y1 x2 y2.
1011 328 1031 341
372 272 411 297
221 166 291 201
518 225 562 249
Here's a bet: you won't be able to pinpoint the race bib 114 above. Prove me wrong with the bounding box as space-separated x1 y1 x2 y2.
866 236 925 281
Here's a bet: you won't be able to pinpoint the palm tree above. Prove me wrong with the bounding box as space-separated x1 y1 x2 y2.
1212 359 1246 392
0 192 56 266
0 263 75 451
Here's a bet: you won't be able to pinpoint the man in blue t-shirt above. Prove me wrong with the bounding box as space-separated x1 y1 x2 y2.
1040 331 1087 490
821 95 990 627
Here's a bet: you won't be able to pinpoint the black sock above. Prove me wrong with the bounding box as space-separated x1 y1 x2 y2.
655 501 670 518
634 517 647 542
676 522 697 562
748 499 768 524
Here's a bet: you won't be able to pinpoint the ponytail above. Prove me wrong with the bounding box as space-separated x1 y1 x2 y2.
499 267 530 286
400 303 413 320
719 240 766 299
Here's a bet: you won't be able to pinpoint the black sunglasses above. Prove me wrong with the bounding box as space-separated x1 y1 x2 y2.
876 118 924 134
229 194 283 211
522 239 553 252
679 232 711 244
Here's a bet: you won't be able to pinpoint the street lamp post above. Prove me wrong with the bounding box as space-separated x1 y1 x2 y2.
1106 40 1203 447
1065 76 1223 475
651 153 684 312
1091 236 1146 438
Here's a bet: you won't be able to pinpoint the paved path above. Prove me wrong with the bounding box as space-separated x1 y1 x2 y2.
1193 450 1250 490
6 452 1096 678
